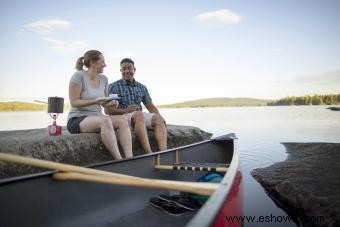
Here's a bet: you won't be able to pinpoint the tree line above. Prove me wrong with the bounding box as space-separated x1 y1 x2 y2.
0 102 46 111
0 102 70 111
267 94 340 106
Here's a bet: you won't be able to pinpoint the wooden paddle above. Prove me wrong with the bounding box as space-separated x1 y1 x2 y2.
53 172 218 196
0 153 219 196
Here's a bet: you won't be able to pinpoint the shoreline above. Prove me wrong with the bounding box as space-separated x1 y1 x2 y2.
0 104 339 112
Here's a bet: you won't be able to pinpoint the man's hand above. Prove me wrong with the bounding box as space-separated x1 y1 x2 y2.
125 105 138 113
99 100 119 108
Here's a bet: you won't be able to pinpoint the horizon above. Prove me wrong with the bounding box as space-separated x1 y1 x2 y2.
1 0 339 105
1 93 339 106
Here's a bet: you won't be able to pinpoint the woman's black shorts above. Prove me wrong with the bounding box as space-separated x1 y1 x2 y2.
67 116 87 134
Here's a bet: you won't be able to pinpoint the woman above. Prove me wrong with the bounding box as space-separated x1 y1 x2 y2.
67 50 132 160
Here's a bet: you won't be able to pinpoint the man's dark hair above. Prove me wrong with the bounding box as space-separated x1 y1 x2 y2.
120 58 134 66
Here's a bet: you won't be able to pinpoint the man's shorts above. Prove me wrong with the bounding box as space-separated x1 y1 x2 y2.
125 112 154 129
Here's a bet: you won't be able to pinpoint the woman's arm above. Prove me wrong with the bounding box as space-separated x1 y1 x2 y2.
69 82 98 107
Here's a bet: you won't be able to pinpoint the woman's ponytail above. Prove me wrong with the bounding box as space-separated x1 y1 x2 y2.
75 56 84 71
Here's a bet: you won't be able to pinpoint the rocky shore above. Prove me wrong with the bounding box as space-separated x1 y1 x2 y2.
0 125 212 179
251 143 340 227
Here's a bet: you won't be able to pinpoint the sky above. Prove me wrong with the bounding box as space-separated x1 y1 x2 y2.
0 0 339 105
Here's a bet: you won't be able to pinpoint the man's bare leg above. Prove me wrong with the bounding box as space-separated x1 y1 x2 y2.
132 111 152 154
152 114 167 151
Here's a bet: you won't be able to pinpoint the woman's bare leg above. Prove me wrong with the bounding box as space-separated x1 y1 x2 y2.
109 115 133 158
79 115 122 160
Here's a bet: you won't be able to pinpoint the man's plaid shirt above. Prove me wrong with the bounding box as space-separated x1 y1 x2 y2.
108 79 152 111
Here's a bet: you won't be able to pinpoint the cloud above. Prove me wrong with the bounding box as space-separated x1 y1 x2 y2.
296 70 340 86
195 9 241 25
43 37 88 52
23 19 87 52
25 19 71 34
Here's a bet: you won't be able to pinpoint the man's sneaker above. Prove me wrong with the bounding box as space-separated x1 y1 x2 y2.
157 194 201 211
149 197 187 216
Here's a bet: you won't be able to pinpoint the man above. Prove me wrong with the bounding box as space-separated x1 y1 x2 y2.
106 58 167 153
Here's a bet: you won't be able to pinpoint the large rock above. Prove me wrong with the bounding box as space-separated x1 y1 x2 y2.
0 125 212 179
327 106 340 111
251 143 340 227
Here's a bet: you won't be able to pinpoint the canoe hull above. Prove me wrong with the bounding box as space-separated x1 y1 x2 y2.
0 133 242 227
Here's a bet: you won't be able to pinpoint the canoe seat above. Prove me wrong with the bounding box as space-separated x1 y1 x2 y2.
155 151 229 173
155 162 229 173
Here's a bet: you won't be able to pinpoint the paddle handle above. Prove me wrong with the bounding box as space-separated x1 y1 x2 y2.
53 172 218 196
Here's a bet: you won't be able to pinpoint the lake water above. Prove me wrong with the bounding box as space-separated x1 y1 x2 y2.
1 106 339 226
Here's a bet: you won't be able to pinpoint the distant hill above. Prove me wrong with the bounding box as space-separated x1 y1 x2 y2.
3 94 336 111
0 102 70 111
158 97 272 108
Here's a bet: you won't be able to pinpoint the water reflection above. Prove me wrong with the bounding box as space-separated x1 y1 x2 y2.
1 106 339 226
162 106 339 227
